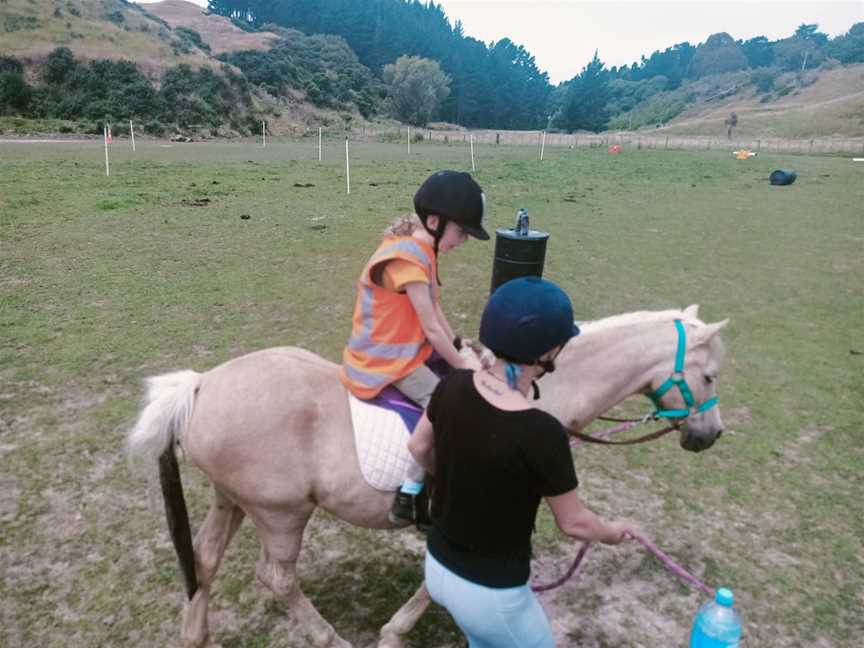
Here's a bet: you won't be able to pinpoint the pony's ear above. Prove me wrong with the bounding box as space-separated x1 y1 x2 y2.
694 319 729 344
683 304 699 319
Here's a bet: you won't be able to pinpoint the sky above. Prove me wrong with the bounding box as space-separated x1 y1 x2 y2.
142 1 863 84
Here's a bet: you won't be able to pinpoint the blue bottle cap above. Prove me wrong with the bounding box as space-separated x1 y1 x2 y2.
716 587 734 607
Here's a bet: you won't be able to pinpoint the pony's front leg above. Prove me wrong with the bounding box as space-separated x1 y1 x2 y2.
255 527 351 648
377 581 432 648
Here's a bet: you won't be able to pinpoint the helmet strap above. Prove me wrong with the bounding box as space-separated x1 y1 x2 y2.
537 359 556 375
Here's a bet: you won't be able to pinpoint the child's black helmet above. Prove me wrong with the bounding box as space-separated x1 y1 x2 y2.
413 170 490 241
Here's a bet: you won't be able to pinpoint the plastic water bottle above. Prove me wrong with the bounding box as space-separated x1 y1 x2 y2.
689 587 742 648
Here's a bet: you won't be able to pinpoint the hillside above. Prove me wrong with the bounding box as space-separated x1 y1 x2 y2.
0 0 213 81
1 0 861 138
0 0 385 135
143 0 279 55
660 64 864 138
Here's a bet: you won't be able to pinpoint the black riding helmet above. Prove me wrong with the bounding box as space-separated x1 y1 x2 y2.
414 170 489 239
414 171 489 284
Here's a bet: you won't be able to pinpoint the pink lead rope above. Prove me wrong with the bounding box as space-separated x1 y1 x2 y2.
540 417 715 595
531 530 715 596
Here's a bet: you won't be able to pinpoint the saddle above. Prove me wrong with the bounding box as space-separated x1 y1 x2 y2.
350 354 451 492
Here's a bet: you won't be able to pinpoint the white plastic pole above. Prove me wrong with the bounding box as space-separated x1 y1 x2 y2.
103 125 110 177
540 130 547 161
129 120 136 152
318 127 322 162
469 134 476 172
408 126 411 155
345 137 351 195
262 120 266 148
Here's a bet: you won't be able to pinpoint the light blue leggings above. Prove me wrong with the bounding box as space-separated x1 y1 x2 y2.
425 551 555 648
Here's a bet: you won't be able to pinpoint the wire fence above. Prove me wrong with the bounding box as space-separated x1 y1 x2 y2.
347 125 864 156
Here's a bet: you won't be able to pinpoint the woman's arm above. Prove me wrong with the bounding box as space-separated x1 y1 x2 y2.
405 282 473 369
407 412 435 473
545 489 627 545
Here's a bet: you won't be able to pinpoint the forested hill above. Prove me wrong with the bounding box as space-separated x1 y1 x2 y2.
208 0 864 135
1 0 862 136
206 0 552 129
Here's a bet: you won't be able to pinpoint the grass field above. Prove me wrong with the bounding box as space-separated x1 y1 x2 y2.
1 138 862 647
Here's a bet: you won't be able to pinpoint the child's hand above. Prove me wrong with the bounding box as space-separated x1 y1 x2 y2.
458 344 484 371
460 338 495 369
462 354 483 372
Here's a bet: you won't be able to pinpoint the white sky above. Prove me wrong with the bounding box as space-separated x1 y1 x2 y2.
141 1 863 84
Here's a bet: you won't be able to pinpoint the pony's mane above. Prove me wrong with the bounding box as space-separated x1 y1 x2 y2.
578 308 693 333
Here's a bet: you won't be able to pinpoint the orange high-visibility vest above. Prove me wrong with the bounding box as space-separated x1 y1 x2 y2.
340 236 437 399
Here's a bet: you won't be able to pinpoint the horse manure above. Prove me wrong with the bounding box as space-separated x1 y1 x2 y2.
240 214 250 220
212 180 220 185
182 197 211 207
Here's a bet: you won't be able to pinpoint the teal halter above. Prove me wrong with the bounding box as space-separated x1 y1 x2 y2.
648 319 719 420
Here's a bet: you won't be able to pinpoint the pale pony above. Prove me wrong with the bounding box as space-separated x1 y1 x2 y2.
127 305 728 648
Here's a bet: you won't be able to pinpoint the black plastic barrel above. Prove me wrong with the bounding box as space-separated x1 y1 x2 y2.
770 169 797 186
490 227 550 293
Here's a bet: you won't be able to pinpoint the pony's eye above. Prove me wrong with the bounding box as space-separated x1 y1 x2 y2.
705 375 715 384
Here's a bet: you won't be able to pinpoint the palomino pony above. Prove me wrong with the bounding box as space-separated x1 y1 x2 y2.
128 305 728 648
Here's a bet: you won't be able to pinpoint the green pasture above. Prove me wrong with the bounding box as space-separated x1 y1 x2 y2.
1 138 862 647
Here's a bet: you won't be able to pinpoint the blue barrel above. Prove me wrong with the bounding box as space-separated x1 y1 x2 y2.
769 169 797 185
490 210 550 293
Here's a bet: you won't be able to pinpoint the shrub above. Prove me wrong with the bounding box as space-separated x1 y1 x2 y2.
104 10 124 25
0 72 32 113
174 27 210 53
750 68 776 93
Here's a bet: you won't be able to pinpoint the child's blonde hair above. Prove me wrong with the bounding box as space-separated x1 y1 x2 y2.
384 213 422 237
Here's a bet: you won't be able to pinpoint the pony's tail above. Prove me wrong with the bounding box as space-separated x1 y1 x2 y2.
128 369 201 600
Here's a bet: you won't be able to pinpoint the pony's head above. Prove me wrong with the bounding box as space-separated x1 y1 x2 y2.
648 304 729 452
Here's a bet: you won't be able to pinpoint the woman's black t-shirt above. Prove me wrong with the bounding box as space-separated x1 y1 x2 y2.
426 369 579 588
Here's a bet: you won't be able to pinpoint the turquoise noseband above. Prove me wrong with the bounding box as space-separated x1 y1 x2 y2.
649 319 719 420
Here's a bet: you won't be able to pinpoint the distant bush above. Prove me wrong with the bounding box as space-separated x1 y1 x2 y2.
104 10 125 25
174 27 211 53
750 68 777 93
0 55 23 75
608 91 691 130
5 14 40 32
0 72 32 113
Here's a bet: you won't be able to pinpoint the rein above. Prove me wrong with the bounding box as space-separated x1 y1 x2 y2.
569 416 677 447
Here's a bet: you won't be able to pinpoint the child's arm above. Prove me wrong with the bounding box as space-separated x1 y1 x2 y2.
405 283 476 370
433 301 457 343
